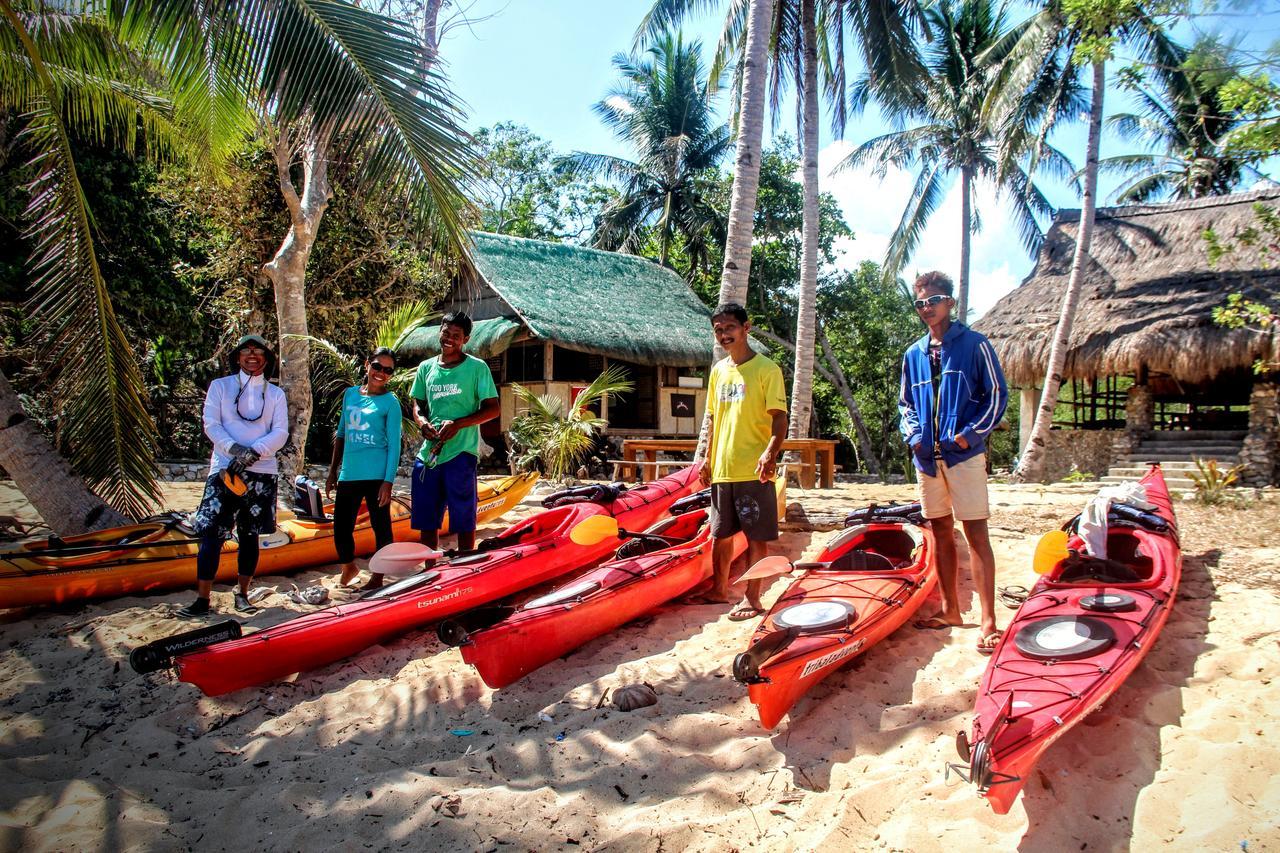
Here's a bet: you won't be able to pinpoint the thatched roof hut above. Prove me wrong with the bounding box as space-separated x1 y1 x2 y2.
399 232 719 436
975 188 1280 388
400 232 714 366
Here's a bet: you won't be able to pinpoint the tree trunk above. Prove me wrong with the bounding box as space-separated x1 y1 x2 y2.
697 0 776 460
1012 60 1105 483
0 370 129 534
816 325 880 476
788 0 820 440
263 131 331 481
957 163 973 324
717 0 776 311
751 326 881 477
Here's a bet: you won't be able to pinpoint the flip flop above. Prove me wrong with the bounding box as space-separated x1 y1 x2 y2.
913 616 955 631
977 630 1003 655
728 604 764 622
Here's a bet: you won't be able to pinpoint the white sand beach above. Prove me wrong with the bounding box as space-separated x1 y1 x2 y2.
0 477 1277 851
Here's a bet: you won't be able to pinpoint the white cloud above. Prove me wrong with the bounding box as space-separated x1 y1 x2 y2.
818 139 1038 323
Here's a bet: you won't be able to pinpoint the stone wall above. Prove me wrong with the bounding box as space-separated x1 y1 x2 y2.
1034 429 1124 482
1240 382 1279 486
1119 385 1153 456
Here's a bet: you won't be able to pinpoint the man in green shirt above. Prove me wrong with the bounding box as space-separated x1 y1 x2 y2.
365 312 498 590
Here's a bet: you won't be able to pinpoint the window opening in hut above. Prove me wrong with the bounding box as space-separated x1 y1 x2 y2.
606 360 656 429
553 348 602 382
1150 371 1253 431
1052 376 1130 430
506 341 543 383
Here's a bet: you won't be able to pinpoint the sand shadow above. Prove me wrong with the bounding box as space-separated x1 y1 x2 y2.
1015 548 1217 851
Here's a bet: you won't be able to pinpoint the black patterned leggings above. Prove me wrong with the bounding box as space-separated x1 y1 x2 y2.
332 479 395 564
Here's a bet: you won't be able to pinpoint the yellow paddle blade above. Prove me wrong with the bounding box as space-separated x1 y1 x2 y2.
220 471 248 496
569 515 620 546
1032 530 1070 575
739 555 794 582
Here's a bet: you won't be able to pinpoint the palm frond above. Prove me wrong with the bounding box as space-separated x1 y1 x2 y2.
6 0 160 516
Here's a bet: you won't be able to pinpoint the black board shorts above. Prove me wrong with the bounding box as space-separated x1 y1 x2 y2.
709 480 778 542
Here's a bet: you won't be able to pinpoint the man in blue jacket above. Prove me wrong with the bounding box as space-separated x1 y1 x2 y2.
899 272 1008 654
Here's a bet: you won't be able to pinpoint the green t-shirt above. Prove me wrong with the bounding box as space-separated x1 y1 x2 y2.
336 385 402 483
410 354 498 466
705 354 788 484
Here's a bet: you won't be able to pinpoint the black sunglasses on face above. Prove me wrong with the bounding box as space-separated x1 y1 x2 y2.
913 294 950 310
369 362 394 374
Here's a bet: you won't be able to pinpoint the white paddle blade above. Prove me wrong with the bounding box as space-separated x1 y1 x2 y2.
1033 530 1070 575
739 555 794 582
569 515 620 546
369 542 442 578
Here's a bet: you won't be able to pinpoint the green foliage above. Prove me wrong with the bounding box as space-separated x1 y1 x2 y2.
1103 37 1257 202
509 366 634 482
1063 464 1096 482
813 262 921 475
472 123 611 242
567 32 731 275
1205 203 1280 375
1063 0 1142 65
1190 456 1245 505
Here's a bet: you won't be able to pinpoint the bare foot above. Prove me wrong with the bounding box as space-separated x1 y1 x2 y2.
684 590 730 605
338 563 360 587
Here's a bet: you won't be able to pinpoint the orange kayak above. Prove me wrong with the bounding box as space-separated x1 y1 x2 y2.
0 472 538 608
735 505 935 729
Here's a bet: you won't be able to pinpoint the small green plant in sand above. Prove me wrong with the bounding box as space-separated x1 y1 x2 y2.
509 366 633 482
1190 457 1246 505
1063 464 1096 483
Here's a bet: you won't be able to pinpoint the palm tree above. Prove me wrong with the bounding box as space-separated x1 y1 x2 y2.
0 0 477 532
564 32 731 274
510 366 635 482
994 0 1184 482
1102 42 1255 202
638 0 926 439
838 0 1070 324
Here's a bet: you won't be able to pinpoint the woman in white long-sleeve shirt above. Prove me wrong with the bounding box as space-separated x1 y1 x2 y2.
177 334 289 618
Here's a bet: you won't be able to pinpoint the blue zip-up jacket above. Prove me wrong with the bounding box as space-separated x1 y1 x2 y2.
899 322 1008 477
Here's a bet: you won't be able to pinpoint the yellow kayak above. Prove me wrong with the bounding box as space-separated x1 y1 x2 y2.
0 471 538 609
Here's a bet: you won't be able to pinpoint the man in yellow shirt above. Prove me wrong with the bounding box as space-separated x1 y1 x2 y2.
698 303 788 620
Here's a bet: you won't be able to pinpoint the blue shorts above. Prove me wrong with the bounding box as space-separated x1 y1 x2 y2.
410 452 478 533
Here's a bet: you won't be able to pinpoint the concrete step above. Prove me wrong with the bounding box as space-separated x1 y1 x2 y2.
1126 448 1233 461
1144 430 1247 442
1132 444 1243 456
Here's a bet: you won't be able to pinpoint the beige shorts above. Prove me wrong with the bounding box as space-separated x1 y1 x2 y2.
919 454 990 521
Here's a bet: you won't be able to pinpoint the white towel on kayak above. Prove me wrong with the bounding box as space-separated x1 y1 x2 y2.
1078 482 1157 557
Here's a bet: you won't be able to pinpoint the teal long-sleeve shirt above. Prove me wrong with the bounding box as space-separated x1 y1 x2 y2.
336 385 402 482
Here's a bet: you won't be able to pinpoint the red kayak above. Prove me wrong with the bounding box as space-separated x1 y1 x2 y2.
160 466 699 695
441 505 746 688
735 504 936 730
953 464 1181 814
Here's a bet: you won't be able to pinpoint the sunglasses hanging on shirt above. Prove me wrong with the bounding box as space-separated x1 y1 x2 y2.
234 374 267 422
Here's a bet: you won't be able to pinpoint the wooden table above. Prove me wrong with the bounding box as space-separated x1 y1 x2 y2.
620 438 839 489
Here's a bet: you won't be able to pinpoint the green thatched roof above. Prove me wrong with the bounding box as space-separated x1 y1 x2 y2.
400 232 716 366
403 316 521 360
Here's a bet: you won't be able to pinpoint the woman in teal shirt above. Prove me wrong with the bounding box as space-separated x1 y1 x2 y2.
326 347 403 586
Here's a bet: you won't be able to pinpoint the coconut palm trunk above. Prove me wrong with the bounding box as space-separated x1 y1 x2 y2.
263 132 331 480
697 0 777 459
958 163 973 323
1013 59 1105 482
717 0 776 309
0 370 129 533
788 0 820 440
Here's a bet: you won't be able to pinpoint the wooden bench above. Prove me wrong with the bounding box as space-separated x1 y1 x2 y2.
608 459 688 482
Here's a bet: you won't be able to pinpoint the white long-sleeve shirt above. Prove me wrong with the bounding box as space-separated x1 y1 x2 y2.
203 372 290 475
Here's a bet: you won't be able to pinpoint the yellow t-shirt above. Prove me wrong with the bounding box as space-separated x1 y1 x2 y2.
706 354 788 484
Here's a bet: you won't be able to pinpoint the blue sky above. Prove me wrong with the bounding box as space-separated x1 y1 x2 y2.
441 0 1280 321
